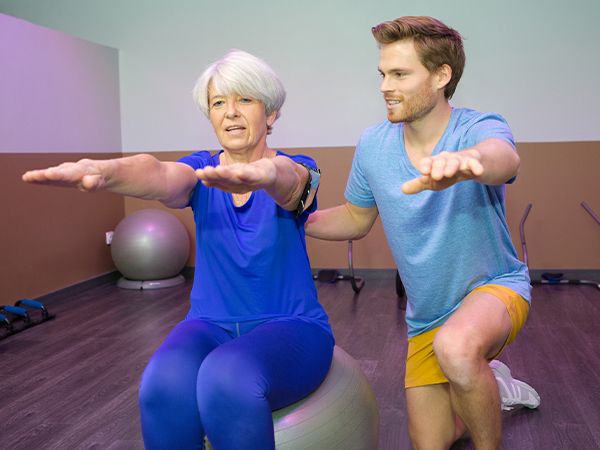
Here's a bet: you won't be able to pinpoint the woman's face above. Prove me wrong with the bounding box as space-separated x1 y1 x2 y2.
208 83 277 155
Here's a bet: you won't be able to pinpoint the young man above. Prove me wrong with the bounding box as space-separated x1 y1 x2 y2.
306 16 539 449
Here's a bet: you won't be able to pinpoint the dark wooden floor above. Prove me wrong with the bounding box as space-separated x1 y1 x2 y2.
1 276 599 449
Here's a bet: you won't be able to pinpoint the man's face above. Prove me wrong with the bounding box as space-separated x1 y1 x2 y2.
378 40 443 123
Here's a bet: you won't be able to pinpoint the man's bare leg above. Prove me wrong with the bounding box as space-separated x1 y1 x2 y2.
433 291 512 450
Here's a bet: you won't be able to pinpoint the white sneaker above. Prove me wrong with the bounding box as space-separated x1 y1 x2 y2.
489 360 540 411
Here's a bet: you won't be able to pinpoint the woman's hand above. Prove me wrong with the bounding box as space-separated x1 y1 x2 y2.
195 158 277 194
22 159 108 192
22 154 198 208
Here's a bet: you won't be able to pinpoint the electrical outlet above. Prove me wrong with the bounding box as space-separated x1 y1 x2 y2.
105 231 114 245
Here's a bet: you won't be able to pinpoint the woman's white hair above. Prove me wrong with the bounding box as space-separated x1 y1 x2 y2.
193 50 286 127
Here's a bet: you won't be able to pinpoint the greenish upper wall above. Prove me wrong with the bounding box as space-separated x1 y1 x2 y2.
1 0 599 153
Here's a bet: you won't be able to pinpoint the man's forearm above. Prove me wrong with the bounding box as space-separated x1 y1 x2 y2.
471 138 520 185
305 203 378 241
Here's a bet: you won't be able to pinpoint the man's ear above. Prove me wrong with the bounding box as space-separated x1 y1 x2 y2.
436 64 452 91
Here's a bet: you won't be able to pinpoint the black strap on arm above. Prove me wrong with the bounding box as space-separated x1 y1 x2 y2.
295 163 320 217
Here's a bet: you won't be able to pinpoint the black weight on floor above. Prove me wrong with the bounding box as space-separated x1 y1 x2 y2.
395 272 407 311
1 305 31 324
0 312 13 331
15 298 53 321
0 299 55 340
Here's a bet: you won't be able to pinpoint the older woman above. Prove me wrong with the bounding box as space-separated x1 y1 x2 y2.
22 50 334 450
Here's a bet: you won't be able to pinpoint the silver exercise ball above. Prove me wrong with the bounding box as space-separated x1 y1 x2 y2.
111 209 189 289
206 346 380 449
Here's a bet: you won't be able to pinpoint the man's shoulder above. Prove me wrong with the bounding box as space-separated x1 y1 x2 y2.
452 107 509 129
449 108 514 147
360 120 400 142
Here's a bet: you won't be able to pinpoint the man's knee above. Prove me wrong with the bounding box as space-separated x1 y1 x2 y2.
433 326 486 386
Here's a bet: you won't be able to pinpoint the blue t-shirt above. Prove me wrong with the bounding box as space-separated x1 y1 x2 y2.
345 108 531 337
178 150 332 338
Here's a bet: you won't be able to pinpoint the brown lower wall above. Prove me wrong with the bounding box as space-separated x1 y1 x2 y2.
0 153 124 300
2 142 599 299
506 142 600 269
128 142 600 271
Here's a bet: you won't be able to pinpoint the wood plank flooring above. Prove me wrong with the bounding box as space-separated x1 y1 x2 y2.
1 276 599 449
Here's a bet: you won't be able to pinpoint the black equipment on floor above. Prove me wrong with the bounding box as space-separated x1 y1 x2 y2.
314 240 365 293
15 298 53 321
395 272 405 297
395 271 407 310
519 201 600 289
0 298 55 340
1 312 14 332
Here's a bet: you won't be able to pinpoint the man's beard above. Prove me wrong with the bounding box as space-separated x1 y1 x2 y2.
387 85 438 124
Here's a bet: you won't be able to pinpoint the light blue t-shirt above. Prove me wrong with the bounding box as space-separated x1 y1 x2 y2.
178 150 332 338
345 108 531 337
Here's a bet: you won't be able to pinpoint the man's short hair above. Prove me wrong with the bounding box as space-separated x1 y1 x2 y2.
372 16 465 99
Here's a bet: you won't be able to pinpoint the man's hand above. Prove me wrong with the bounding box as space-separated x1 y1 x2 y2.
402 149 483 195
195 158 277 194
22 159 108 192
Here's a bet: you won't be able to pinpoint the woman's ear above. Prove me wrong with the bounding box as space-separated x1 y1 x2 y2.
267 110 278 128
266 111 278 135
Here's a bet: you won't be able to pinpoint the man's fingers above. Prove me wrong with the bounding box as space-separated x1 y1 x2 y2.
418 157 433 175
467 158 484 176
430 157 447 180
402 176 429 195
443 157 460 178
405 151 485 194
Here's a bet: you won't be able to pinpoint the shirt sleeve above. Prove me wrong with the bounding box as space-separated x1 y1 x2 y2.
344 133 376 208
465 112 516 149
177 151 214 169
464 112 518 184
176 151 214 208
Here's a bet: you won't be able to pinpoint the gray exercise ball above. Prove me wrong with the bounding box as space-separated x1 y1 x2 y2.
206 346 380 449
111 209 189 282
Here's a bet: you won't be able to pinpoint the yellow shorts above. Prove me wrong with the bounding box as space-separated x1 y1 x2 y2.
405 284 530 388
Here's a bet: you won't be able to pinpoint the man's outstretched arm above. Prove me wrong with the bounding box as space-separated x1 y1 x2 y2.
402 138 520 194
305 202 379 241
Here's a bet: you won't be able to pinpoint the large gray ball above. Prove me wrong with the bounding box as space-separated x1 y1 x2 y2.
111 209 190 281
205 346 379 450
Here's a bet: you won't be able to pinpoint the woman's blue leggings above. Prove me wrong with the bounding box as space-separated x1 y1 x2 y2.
138 318 334 450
